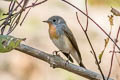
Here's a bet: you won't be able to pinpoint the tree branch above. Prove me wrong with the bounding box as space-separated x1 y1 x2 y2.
62 0 120 51
15 44 113 80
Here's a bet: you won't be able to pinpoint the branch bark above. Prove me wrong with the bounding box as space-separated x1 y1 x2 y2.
15 44 113 80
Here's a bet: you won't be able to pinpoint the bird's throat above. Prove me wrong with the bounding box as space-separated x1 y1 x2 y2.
49 24 58 39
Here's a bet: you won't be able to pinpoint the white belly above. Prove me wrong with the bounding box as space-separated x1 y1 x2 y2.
52 35 81 64
52 35 73 53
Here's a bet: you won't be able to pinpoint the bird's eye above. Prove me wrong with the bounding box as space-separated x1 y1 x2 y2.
53 19 56 22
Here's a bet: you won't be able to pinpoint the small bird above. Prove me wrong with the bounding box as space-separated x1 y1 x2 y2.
43 16 85 68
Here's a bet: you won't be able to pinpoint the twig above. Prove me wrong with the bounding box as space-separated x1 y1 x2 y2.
62 0 120 51
76 12 105 80
15 0 24 9
25 0 47 9
20 0 38 26
110 8 120 68
111 8 120 16
14 0 24 11
85 0 88 31
0 0 47 35
15 44 113 80
99 15 113 64
115 54 120 67
20 8 31 26
107 26 120 80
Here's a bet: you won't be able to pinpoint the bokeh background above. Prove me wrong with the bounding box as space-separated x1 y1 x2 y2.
0 0 120 80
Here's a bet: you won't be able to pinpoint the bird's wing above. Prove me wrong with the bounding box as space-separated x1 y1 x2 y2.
62 26 82 61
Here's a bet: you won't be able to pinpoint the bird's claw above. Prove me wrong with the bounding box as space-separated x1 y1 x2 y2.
52 50 61 56
65 60 69 66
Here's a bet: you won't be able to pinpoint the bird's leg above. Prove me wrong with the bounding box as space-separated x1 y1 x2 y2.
65 52 70 66
52 50 61 56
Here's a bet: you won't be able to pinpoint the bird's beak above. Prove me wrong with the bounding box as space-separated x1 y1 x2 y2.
43 20 49 23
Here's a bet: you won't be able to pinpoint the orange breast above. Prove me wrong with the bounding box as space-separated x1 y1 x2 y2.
49 24 58 39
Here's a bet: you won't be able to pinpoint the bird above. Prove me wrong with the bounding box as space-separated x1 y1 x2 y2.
43 16 85 68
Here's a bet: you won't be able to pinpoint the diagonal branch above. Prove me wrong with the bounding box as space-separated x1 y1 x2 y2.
62 0 120 51
107 26 120 80
85 0 89 31
15 44 113 80
76 12 105 80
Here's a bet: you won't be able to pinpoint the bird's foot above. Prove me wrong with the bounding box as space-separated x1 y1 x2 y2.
65 59 70 66
52 50 61 56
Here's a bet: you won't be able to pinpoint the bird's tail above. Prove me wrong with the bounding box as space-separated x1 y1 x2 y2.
79 61 86 69
71 51 86 68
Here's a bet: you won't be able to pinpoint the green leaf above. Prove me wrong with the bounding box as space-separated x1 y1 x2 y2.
108 15 114 26
98 38 109 64
98 50 104 64
104 38 109 47
0 35 25 53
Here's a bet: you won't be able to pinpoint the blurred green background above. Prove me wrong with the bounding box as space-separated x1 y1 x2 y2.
0 0 120 80
88 0 120 7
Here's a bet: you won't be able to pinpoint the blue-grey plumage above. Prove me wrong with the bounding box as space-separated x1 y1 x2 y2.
43 16 85 68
